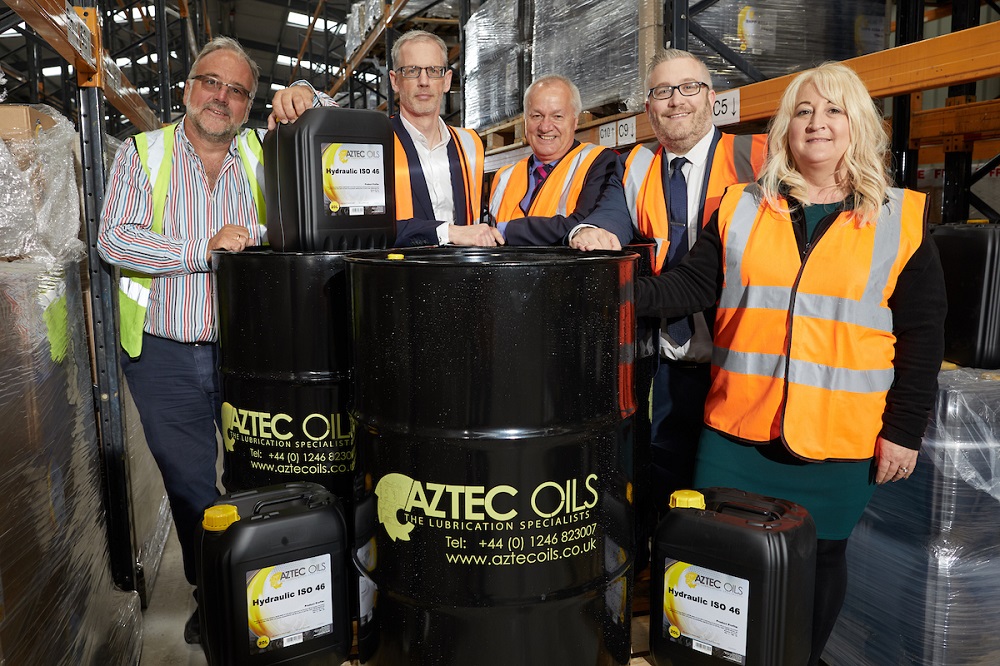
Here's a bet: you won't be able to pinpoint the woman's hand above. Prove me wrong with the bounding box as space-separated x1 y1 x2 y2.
874 436 918 484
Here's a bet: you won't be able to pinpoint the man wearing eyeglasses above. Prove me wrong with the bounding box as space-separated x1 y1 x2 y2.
385 30 501 247
98 36 332 647
619 50 767 516
487 75 632 249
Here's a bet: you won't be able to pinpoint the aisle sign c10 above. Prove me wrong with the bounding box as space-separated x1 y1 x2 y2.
713 89 741 126
597 116 637 147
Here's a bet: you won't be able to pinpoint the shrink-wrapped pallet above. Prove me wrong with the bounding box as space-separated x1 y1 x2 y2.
684 0 890 91
463 0 525 130
825 368 1000 665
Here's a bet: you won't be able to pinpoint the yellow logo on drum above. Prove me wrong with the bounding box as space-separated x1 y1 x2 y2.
329 200 341 213
221 402 238 452
270 571 284 589
375 473 417 542
257 636 270 649
338 148 350 164
668 625 681 639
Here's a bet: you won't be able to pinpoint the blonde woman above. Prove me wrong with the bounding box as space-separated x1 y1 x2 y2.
635 62 946 664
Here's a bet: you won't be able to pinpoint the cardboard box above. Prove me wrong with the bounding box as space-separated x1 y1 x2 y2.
0 104 57 142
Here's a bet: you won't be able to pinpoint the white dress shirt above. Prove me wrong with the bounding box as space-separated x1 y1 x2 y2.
660 128 717 363
398 115 457 244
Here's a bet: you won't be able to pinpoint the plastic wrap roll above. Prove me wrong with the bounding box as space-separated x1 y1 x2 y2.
825 368 1000 665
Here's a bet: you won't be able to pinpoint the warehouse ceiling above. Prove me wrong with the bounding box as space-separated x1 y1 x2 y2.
0 0 463 133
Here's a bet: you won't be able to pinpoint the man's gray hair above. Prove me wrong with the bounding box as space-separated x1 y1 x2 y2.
190 36 261 97
645 49 713 91
391 30 448 67
523 75 582 117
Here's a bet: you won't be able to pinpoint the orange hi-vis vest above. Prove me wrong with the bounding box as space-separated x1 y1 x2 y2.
705 183 927 461
393 123 484 224
489 142 608 221
623 132 766 273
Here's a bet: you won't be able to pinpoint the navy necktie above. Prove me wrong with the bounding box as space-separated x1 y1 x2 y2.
665 156 693 345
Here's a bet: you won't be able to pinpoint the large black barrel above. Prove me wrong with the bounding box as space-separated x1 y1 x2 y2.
347 247 637 665
214 249 356 506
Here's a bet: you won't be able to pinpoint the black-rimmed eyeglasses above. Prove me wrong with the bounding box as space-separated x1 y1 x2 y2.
190 75 254 101
647 82 709 100
395 65 449 79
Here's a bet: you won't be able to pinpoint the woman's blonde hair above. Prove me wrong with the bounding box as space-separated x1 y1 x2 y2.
758 62 890 226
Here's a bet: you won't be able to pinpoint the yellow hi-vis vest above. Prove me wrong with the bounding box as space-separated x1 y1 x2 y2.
705 183 926 461
488 143 607 221
118 123 265 358
622 133 767 273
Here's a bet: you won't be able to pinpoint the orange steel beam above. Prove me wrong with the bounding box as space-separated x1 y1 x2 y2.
738 22 1000 124
910 98 1000 145
327 0 411 96
8 0 158 131
290 0 326 83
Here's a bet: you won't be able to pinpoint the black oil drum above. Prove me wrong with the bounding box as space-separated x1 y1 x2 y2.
347 247 638 666
214 249 356 506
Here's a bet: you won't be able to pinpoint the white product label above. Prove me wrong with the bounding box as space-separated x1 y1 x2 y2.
712 89 741 127
321 142 386 216
662 559 750 665
247 553 333 654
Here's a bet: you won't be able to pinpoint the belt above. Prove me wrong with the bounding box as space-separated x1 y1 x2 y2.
147 333 216 347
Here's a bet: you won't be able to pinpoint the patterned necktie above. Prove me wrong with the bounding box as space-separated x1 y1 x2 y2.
523 162 552 210
665 156 693 345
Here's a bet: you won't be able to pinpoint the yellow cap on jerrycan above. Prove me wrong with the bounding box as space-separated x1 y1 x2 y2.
669 489 706 509
202 504 240 532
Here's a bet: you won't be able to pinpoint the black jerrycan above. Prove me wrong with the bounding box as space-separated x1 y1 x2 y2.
196 482 351 666
263 106 396 251
652 488 816 666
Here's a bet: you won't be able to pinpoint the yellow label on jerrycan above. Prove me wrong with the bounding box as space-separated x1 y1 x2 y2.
196 482 350 666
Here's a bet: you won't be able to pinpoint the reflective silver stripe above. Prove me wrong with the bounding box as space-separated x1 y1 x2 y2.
716 185 907 393
142 127 169 186
555 144 603 216
488 165 516 219
453 127 479 167
792 292 892 331
732 134 757 183
788 359 895 393
713 346 785 379
623 145 656 225
718 186 763 309
120 276 150 308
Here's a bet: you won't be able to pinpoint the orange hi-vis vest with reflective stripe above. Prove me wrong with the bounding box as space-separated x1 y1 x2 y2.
623 131 766 273
392 120 484 225
488 142 608 221
704 183 927 461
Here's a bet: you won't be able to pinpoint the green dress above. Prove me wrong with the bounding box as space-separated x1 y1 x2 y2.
692 201 877 540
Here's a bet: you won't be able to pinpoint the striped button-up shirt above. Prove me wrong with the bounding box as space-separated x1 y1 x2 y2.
97 117 263 343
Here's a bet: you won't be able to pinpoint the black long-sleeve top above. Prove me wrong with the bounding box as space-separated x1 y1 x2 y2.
635 197 947 450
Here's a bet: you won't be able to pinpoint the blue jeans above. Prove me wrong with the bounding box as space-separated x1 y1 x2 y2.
121 333 222 585
649 360 712 515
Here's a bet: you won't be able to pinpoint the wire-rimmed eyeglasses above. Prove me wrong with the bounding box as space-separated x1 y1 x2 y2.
190 75 254 101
